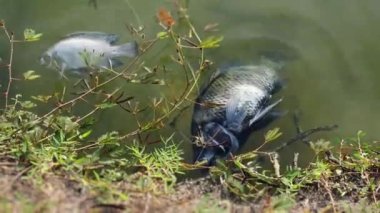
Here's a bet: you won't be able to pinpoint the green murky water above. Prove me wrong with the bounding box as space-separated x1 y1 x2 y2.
1 0 380 166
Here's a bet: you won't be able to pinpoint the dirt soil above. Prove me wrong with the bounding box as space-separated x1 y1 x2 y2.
0 162 379 213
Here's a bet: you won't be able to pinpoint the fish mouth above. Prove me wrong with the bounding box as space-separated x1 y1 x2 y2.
39 57 46 65
40 53 53 67
40 57 53 68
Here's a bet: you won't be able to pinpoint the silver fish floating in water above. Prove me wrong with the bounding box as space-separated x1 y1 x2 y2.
40 31 138 77
192 63 283 165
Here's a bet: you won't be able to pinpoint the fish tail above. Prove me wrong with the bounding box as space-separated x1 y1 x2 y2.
112 41 138 58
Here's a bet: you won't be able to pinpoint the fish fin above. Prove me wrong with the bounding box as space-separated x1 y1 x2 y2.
58 64 68 80
111 41 138 58
107 58 123 69
226 96 248 132
218 125 240 153
218 61 243 74
271 78 285 94
65 31 119 44
249 98 282 126
259 55 286 71
210 69 221 81
251 110 287 130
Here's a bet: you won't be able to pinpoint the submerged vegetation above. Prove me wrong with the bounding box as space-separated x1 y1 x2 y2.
0 1 379 212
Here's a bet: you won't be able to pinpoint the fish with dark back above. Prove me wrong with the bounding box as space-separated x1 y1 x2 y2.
191 63 283 165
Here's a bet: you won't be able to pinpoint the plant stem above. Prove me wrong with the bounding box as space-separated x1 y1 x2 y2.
1 23 14 109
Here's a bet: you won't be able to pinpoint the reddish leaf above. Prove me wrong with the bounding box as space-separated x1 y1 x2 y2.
157 7 175 28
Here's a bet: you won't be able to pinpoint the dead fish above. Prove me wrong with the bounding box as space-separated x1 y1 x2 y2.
40 31 138 77
192 63 283 165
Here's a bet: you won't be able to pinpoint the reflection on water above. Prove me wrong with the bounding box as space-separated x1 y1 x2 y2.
1 0 380 167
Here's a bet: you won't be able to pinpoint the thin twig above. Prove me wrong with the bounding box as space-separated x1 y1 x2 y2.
274 124 338 153
125 0 143 28
293 111 309 143
339 139 344 166
320 176 337 213
74 142 98 151
118 10 207 141
75 106 100 123
119 42 203 139
1 22 15 108
269 152 281 178
293 152 299 169
8 40 156 141
74 88 121 123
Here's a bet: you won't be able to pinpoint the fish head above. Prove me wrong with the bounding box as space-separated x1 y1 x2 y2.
40 51 53 67
193 122 239 165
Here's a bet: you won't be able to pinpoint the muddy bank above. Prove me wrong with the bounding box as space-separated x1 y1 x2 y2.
1 162 378 212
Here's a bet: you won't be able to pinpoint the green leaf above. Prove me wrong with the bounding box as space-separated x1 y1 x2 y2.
264 128 282 143
151 79 166 85
24 28 43 41
156 31 169 39
20 100 36 109
54 116 79 133
79 129 92 140
23 70 41 80
96 102 117 109
31 95 54 103
200 36 223 48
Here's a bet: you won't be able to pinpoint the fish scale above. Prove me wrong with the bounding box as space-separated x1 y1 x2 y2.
193 65 280 125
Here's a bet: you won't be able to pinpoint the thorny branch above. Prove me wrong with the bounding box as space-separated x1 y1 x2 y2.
1 20 15 109
2 4 210 151
274 124 338 153
119 15 207 140
9 8 206 146
320 176 337 213
36 39 157 123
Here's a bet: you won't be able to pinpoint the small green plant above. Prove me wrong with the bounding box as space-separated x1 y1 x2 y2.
127 135 184 192
209 129 379 210
23 28 43 41
0 1 220 205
